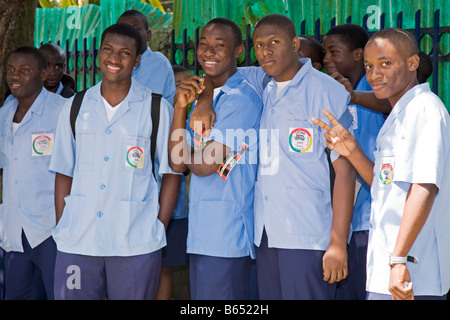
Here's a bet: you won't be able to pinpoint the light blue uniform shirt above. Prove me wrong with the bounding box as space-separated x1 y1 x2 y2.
241 59 352 250
185 71 263 259
350 75 385 232
366 83 450 296
0 88 66 252
132 47 187 220
132 47 176 105
49 79 176 257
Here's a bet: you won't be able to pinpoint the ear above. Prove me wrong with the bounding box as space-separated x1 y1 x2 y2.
134 54 141 68
41 68 48 82
146 29 152 42
292 35 300 52
353 48 364 62
407 54 420 71
234 43 244 59
312 61 322 71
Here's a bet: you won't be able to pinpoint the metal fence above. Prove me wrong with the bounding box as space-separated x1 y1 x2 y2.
62 9 449 104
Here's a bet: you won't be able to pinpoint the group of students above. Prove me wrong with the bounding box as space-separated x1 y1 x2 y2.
0 9 449 301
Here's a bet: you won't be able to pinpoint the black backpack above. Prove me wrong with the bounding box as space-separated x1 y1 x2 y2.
69 90 162 178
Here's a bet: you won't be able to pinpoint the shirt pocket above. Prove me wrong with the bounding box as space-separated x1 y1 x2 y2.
75 133 96 172
30 130 55 160
285 120 316 159
120 135 151 176
377 154 395 187
284 187 330 237
194 200 239 244
117 198 160 247
53 195 85 242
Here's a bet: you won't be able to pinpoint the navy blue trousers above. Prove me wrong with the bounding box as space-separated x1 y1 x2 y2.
256 230 336 300
4 232 56 300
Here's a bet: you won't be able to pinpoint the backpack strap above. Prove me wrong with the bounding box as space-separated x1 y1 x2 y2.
69 90 162 179
150 92 162 179
70 89 87 140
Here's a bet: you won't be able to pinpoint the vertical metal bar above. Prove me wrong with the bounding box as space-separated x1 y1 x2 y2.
65 39 70 75
314 18 320 41
83 38 87 91
171 29 176 65
432 9 440 94
397 11 403 28
300 20 305 35
245 24 253 66
92 37 96 88
74 38 78 92
380 13 385 30
330 17 336 28
415 10 421 45
194 27 199 75
182 29 187 68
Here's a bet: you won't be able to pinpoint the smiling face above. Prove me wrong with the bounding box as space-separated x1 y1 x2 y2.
323 34 363 80
98 32 141 85
364 37 419 106
6 53 45 100
197 23 243 87
252 24 301 82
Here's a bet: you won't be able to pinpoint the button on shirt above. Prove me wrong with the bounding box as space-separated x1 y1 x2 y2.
49 79 176 256
132 47 176 105
366 83 450 296
0 88 66 252
241 59 352 250
185 71 263 258
351 75 386 232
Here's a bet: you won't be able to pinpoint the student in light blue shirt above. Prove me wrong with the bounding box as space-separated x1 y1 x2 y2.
49 23 180 300
322 24 386 300
188 15 355 300
169 18 262 300
0 46 67 300
117 10 176 105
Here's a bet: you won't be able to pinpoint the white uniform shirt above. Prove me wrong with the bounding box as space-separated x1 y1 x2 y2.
366 83 450 296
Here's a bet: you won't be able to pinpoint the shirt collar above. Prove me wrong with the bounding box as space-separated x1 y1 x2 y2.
135 47 152 71
220 70 244 94
391 83 430 116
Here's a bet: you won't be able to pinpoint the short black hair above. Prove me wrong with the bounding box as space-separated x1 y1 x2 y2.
325 24 369 51
368 28 419 58
299 35 325 64
254 14 297 40
39 42 66 60
172 64 189 74
417 50 432 84
118 9 149 29
101 23 144 56
8 46 47 71
205 17 242 46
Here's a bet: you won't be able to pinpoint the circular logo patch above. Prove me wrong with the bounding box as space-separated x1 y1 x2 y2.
126 146 144 168
289 128 312 153
379 163 393 185
32 135 53 155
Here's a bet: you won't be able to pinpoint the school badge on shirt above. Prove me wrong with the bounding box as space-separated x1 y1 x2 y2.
126 146 144 168
289 128 313 153
32 132 54 156
379 157 395 185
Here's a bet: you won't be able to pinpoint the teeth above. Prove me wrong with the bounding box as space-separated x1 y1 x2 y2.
205 61 218 65
107 65 120 71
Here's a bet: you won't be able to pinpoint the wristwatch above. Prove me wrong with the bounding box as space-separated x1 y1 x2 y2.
389 254 419 267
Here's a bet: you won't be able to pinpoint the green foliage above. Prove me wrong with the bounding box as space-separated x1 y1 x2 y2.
38 0 100 8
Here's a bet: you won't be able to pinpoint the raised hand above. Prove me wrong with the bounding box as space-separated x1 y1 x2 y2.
311 109 358 157
174 75 204 109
